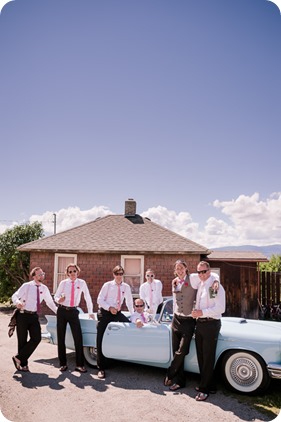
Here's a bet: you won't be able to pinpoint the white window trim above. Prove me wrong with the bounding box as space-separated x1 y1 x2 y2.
121 255 144 296
211 268 221 277
53 253 77 293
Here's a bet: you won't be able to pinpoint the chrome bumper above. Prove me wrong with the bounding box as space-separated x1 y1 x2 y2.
267 363 281 379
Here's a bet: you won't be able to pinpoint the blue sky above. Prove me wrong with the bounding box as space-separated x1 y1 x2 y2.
0 0 280 248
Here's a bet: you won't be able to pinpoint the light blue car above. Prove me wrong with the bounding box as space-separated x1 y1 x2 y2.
46 297 281 394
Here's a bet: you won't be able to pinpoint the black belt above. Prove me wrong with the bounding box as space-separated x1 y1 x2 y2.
21 310 37 314
197 317 217 322
58 304 77 311
176 315 194 320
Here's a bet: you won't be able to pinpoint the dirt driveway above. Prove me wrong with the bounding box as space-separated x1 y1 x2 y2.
0 311 277 422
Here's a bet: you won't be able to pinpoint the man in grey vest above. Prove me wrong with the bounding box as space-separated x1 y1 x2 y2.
164 260 197 391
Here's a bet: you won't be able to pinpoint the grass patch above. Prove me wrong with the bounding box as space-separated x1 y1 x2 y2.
187 371 280 419
221 379 281 419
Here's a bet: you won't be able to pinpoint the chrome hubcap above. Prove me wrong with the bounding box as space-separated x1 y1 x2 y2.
230 357 258 386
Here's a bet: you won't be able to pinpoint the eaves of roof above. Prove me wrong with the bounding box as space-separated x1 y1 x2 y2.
207 251 268 262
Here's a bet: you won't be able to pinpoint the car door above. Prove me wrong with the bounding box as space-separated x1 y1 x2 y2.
102 322 172 365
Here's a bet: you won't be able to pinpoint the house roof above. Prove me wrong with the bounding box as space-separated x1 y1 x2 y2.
206 251 268 262
18 214 210 255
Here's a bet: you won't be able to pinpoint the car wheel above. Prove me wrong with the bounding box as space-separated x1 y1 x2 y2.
221 350 271 394
83 346 97 368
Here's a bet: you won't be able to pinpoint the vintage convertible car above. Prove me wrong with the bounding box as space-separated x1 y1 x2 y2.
45 298 281 394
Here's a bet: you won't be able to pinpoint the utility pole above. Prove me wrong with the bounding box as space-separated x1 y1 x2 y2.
53 213 57 235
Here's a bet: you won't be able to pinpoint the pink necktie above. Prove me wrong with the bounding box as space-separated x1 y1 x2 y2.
70 281 75 307
36 285 41 314
141 313 146 323
117 284 121 311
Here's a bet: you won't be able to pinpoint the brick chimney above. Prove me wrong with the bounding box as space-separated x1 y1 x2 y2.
125 198 136 216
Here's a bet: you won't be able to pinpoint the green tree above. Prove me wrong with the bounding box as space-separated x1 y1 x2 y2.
0 222 44 302
259 254 281 272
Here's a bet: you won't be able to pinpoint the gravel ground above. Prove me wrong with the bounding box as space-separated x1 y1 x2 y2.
0 311 279 422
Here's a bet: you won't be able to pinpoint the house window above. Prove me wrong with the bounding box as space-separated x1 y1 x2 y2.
53 253 77 293
121 255 144 296
211 268 220 278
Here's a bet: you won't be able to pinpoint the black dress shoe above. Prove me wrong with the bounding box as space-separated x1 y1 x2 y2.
59 365 68 372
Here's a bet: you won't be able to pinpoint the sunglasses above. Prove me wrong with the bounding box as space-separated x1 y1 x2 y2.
146 274 154 278
114 272 124 276
135 305 144 308
68 270 77 274
197 270 208 274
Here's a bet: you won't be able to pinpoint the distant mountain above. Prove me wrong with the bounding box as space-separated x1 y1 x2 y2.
211 244 281 258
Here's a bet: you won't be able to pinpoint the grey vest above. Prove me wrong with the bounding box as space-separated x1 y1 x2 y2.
173 275 197 315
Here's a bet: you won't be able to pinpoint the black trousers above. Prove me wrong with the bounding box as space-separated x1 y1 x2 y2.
15 312 41 367
195 319 221 394
96 308 129 370
166 314 196 387
57 306 84 367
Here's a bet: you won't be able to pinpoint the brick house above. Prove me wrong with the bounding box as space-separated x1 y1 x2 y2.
17 199 267 318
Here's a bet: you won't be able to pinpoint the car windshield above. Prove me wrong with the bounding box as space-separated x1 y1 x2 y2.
160 298 173 323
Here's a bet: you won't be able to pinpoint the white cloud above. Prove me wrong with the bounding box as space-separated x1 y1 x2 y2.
29 206 112 234
141 206 199 239
209 192 281 246
142 193 281 248
1 193 281 248
0 221 17 234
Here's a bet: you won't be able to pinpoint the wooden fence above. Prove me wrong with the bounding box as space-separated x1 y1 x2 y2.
259 271 281 321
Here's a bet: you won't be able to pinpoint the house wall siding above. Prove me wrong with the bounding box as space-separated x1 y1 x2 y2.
30 252 201 314
31 252 261 319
